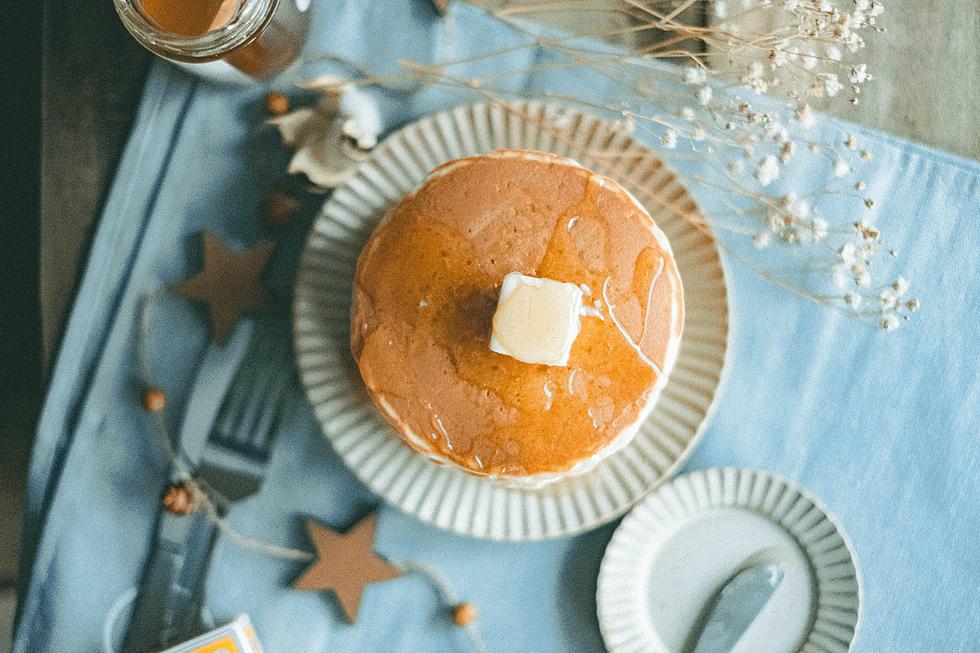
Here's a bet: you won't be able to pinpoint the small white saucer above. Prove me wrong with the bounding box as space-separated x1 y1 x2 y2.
597 467 861 653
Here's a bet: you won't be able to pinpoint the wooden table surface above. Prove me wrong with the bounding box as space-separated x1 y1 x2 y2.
0 0 151 597
39 0 151 365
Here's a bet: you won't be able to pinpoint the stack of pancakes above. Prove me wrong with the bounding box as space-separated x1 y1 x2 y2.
351 150 684 486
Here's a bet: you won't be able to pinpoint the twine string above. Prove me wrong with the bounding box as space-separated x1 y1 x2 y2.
137 292 485 650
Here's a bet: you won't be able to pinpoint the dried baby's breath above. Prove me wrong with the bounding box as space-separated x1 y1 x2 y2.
293 0 913 330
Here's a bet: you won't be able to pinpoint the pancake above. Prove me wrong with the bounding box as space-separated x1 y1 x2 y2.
351 150 684 485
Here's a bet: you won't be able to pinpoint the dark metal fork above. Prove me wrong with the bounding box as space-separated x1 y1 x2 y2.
123 328 293 652
195 335 292 503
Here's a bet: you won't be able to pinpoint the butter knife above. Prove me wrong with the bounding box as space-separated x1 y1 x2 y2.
686 562 785 653
122 323 252 653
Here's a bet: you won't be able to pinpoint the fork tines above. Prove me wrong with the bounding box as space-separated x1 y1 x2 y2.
212 334 292 460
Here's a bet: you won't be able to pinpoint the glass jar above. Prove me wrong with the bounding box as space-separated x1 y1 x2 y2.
114 0 312 80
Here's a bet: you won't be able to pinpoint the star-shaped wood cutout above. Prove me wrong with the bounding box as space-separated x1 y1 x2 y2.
293 513 402 623
170 231 274 343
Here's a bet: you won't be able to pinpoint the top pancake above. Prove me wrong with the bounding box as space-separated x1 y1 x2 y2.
351 150 684 479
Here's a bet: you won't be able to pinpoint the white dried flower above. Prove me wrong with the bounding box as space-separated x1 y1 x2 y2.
870 1 884 17
825 44 843 61
753 231 771 248
739 132 760 153
269 76 381 188
833 159 850 177
661 129 679 149
795 104 817 129
880 314 900 331
697 86 714 105
766 207 781 231
892 276 910 296
780 141 795 164
844 292 862 309
879 287 898 310
680 106 696 121
754 155 781 186
852 264 871 287
743 61 768 93
822 73 844 97
849 64 870 84
792 197 810 218
838 242 859 265
833 266 849 288
684 67 709 85
811 217 829 241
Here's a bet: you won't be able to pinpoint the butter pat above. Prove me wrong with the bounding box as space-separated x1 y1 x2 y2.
490 272 583 366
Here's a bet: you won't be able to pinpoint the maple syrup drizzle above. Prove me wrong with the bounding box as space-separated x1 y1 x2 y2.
356 169 673 474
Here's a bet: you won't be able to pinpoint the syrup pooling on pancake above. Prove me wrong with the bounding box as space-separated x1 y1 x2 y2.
351 152 683 477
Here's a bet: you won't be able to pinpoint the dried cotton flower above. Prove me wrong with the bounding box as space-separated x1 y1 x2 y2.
269 75 381 188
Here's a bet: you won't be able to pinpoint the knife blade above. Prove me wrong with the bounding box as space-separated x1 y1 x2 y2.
687 562 784 653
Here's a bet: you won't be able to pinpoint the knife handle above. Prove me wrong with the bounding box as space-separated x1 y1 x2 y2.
121 507 219 653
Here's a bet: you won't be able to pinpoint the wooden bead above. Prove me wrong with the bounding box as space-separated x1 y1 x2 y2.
162 483 196 515
452 602 477 626
264 91 290 116
262 190 300 230
143 387 166 413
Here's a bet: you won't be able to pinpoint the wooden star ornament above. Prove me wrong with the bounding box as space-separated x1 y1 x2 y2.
170 231 274 342
293 513 402 622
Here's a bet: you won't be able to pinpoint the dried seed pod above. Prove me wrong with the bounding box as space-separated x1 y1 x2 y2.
452 602 477 627
264 91 290 116
262 190 301 230
162 482 198 515
143 387 167 413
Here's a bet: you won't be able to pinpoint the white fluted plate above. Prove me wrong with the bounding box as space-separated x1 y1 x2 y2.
293 101 730 540
598 467 862 652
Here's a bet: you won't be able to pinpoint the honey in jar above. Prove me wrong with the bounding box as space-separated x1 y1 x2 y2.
115 0 311 79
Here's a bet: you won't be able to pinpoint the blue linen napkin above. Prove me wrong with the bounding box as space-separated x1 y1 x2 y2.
16 1 980 651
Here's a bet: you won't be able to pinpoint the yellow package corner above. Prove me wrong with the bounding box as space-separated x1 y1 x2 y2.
159 614 264 653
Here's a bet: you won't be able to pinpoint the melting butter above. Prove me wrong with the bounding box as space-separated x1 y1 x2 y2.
490 272 584 366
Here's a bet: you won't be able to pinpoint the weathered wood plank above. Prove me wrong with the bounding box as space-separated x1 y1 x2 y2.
40 0 151 367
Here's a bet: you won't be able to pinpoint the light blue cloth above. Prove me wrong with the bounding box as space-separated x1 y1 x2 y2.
16 1 980 651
